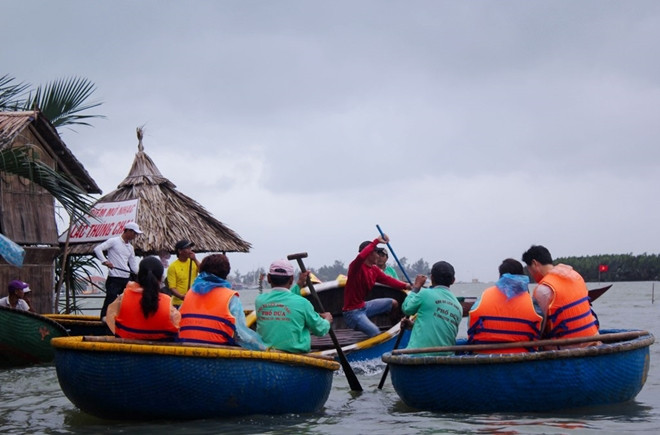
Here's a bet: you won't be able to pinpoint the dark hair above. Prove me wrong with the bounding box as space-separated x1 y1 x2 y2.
138 256 164 318
521 245 553 266
269 274 292 287
498 258 524 276
200 254 231 279
431 261 455 287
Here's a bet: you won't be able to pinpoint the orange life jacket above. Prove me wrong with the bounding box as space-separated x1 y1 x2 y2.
178 287 237 345
114 284 178 341
537 264 599 339
468 286 542 353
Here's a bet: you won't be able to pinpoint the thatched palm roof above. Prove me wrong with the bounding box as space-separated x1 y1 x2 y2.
0 110 101 194
66 128 251 256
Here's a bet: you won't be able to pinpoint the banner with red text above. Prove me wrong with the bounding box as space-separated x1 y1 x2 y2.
59 199 139 243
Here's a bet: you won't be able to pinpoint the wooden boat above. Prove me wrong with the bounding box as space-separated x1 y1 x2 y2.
52 335 340 420
0 306 69 368
382 329 653 412
44 314 111 336
268 280 611 363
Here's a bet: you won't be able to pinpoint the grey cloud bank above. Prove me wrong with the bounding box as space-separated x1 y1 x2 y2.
3 1 659 282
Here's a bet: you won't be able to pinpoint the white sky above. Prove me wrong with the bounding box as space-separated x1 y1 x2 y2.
3 1 659 282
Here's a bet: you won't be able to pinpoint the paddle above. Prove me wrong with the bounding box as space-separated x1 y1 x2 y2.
376 224 413 389
287 252 363 392
392 330 650 355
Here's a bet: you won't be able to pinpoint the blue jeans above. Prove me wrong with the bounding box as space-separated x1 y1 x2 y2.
343 298 394 337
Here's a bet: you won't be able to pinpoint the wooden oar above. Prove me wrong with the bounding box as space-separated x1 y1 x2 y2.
392 330 650 355
288 252 363 392
376 224 413 390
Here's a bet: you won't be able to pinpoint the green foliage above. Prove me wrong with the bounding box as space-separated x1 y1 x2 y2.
556 253 660 282
55 254 103 314
313 260 348 282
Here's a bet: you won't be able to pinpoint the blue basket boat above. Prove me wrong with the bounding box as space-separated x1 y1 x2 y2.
52 336 340 420
0 306 69 367
382 329 653 412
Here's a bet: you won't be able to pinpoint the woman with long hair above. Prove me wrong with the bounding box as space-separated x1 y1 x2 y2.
105 256 180 340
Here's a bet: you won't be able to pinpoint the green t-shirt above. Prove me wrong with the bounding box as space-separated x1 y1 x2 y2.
383 265 398 279
255 288 330 353
402 285 462 353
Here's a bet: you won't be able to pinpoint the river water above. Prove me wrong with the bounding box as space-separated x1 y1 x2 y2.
1 281 658 434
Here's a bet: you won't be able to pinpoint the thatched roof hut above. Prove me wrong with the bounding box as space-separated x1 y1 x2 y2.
65 128 251 256
1 110 101 313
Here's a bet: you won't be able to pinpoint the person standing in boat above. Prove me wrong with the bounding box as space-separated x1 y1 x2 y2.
0 280 32 312
255 259 332 353
94 222 142 320
167 239 200 308
522 245 599 347
105 256 180 341
400 261 462 354
375 247 399 279
467 259 542 353
178 254 265 350
343 235 411 338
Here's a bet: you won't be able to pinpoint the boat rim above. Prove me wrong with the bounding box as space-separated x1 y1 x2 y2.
382 330 654 365
51 336 341 371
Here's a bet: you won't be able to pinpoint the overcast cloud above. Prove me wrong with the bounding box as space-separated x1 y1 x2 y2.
3 1 659 282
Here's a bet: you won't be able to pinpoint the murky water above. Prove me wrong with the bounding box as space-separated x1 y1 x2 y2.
1 281 658 434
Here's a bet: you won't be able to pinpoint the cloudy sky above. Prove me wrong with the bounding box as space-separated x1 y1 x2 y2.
3 1 659 282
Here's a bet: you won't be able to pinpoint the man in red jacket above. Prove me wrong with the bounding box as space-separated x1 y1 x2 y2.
342 234 411 337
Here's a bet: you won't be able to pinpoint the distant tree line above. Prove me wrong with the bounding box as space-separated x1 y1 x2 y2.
555 253 660 282
229 254 660 286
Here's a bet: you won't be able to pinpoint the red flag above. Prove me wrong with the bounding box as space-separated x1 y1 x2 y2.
598 264 609 273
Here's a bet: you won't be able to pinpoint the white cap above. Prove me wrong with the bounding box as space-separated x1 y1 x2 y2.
124 222 143 234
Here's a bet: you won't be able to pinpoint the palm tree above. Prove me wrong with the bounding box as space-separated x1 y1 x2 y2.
1 74 103 219
0 74 104 128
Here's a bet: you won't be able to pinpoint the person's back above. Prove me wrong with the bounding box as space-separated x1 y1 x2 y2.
468 259 542 353
256 260 331 353
178 254 265 350
402 261 462 354
179 280 237 345
105 256 180 341
522 245 599 345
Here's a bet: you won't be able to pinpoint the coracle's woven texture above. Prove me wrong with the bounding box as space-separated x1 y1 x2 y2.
0 306 69 367
53 336 339 419
383 329 654 412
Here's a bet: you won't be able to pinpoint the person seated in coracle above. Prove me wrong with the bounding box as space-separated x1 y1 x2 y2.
256 259 332 353
522 245 600 349
343 234 411 338
467 258 542 353
401 261 462 355
105 256 180 341
178 254 265 350
0 280 32 312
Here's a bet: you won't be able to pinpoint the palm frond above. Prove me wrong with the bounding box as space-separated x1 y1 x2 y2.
0 74 30 110
22 77 105 129
0 146 94 223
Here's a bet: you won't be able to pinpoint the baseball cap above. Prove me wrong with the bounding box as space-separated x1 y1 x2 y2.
175 239 194 251
124 222 143 234
8 280 30 293
375 247 387 256
269 259 294 276
359 241 372 252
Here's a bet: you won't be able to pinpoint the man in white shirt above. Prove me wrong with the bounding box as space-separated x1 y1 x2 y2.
0 280 31 311
94 222 142 320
